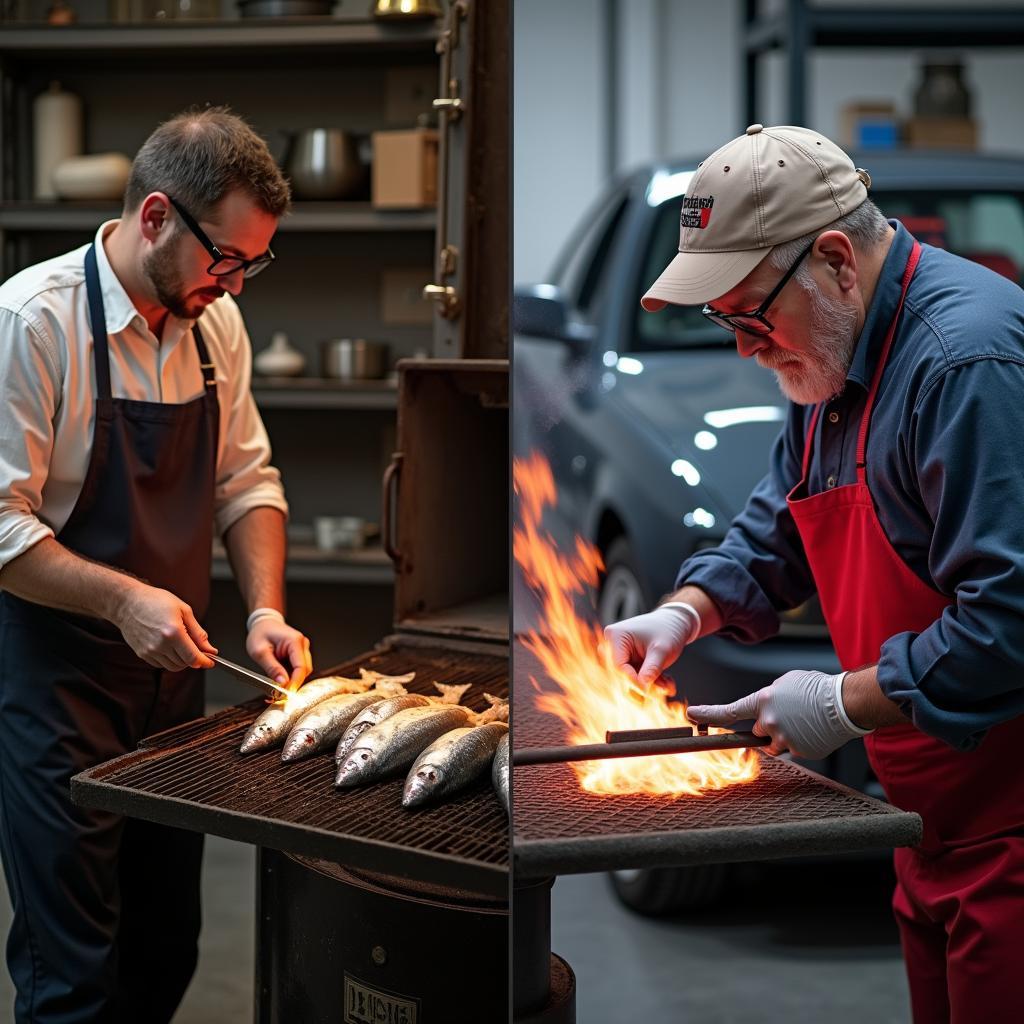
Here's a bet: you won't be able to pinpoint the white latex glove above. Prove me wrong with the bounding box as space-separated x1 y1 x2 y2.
687 670 872 759
604 602 702 685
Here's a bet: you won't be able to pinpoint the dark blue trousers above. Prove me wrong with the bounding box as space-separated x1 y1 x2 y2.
0 594 204 1024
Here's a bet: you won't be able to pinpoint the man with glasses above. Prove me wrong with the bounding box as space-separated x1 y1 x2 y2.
0 107 309 1022
605 125 1024 1020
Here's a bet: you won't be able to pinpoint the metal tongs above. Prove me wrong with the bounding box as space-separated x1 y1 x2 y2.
209 654 291 700
512 725 770 766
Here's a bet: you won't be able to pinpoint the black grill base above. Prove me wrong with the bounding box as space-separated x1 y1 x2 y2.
257 849 508 1024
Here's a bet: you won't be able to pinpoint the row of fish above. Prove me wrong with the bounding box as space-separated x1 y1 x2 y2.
239 668 509 810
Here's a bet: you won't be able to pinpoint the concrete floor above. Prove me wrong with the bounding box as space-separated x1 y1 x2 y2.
552 857 911 1023
0 834 255 1024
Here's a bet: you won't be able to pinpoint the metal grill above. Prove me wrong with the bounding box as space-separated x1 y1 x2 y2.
72 639 509 897
512 644 921 878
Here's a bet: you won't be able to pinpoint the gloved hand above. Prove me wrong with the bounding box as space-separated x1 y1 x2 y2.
687 669 872 759
604 602 702 685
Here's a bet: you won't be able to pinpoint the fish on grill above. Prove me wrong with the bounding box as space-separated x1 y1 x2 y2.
240 674 376 754
281 682 409 763
334 704 473 788
402 721 509 808
492 733 509 814
334 682 472 764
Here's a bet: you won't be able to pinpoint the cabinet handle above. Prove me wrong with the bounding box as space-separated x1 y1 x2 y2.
382 451 403 566
422 283 461 319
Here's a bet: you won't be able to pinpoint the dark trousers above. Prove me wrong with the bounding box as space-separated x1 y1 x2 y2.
0 594 205 1024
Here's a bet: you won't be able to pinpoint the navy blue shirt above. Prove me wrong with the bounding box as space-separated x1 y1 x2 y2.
677 221 1024 751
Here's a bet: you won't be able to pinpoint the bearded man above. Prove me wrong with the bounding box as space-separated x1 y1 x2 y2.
0 107 311 1022
605 124 1024 1023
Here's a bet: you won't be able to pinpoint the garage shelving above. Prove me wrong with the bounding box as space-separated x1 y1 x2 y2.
743 0 1024 125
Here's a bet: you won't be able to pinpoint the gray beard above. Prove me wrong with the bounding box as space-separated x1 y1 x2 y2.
767 285 859 405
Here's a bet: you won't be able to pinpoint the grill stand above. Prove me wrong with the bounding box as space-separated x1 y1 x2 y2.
257 849 508 1023
513 877 575 1024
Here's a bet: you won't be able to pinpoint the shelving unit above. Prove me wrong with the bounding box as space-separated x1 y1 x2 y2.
742 1 1024 126
0 13 462 670
0 201 436 233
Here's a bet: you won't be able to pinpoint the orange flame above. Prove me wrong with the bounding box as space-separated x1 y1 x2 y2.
513 451 759 796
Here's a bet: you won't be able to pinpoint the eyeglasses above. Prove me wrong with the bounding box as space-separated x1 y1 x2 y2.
167 195 275 280
701 241 815 337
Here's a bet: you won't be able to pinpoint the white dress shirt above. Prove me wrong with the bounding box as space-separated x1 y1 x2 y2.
0 220 288 570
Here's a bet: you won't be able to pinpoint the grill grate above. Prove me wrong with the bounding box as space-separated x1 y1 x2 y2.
512 643 921 878
73 640 509 897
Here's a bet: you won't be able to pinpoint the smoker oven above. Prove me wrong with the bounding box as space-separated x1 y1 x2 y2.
73 359 510 1024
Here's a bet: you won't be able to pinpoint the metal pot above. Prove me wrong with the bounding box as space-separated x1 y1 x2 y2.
320 339 389 380
283 129 363 201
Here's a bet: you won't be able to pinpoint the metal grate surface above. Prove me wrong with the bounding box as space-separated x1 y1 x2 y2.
72 639 509 897
512 642 921 878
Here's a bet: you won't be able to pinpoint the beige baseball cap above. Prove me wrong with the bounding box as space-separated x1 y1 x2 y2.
641 124 871 311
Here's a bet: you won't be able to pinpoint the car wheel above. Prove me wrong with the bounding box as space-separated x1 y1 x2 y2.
597 537 649 625
609 865 729 916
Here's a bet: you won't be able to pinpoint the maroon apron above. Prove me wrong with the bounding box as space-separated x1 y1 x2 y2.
787 239 1024 1022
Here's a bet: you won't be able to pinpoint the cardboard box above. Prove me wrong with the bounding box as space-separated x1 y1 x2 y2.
905 117 978 150
840 102 900 150
371 129 439 209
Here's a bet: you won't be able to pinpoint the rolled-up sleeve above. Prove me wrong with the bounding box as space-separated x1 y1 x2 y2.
212 307 289 537
878 357 1024 751
675 407 817 644
0 307 60 568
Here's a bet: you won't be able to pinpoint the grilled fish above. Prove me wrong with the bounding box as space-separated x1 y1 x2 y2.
334 704 472 788
240 674 372 754
281 682 408 762
492 732 509 814
359 668 416 687
403 721 509 808
334 682 472 764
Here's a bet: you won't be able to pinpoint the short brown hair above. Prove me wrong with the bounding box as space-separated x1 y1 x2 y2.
124 105 291 220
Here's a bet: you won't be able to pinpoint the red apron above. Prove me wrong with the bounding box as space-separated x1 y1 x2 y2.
787 240 1024 1023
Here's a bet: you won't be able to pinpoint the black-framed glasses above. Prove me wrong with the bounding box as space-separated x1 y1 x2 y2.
701 241 815 338
167 195 275 280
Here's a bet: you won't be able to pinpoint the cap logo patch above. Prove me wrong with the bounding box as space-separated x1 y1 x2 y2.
680 194 714 229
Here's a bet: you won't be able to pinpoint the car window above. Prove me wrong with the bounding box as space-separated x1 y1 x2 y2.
878 192 1024 286
632 199 733 351
554 194 629 315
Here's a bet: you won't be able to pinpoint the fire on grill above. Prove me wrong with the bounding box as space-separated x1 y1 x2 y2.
513 451 760 796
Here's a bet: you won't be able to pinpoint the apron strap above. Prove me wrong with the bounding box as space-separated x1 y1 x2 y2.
192 324 217 391
855 240 922 481
84 245 113 402
800 402 824 480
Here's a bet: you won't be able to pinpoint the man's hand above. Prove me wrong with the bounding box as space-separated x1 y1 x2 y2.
688 669 872 759
247 616 312 690
114 582 218 672
604 603 701 684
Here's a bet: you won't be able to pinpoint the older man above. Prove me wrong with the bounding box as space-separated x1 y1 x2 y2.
0 107 311 1022
605 124 1024 1022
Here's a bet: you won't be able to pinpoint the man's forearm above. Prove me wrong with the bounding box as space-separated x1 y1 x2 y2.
842 665 910 730
661 584 724 638
222 506 287 616
0 537 141 623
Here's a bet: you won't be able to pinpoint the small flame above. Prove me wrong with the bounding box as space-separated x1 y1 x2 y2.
513 452 759 796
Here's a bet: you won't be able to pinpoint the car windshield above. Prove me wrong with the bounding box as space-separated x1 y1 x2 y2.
636 189 1024 351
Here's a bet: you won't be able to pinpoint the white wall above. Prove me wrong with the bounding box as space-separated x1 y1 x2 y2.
514 0 1024 285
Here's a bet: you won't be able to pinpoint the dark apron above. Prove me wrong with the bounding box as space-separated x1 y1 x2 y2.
788 240 1024 1022
0 244 219 1023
